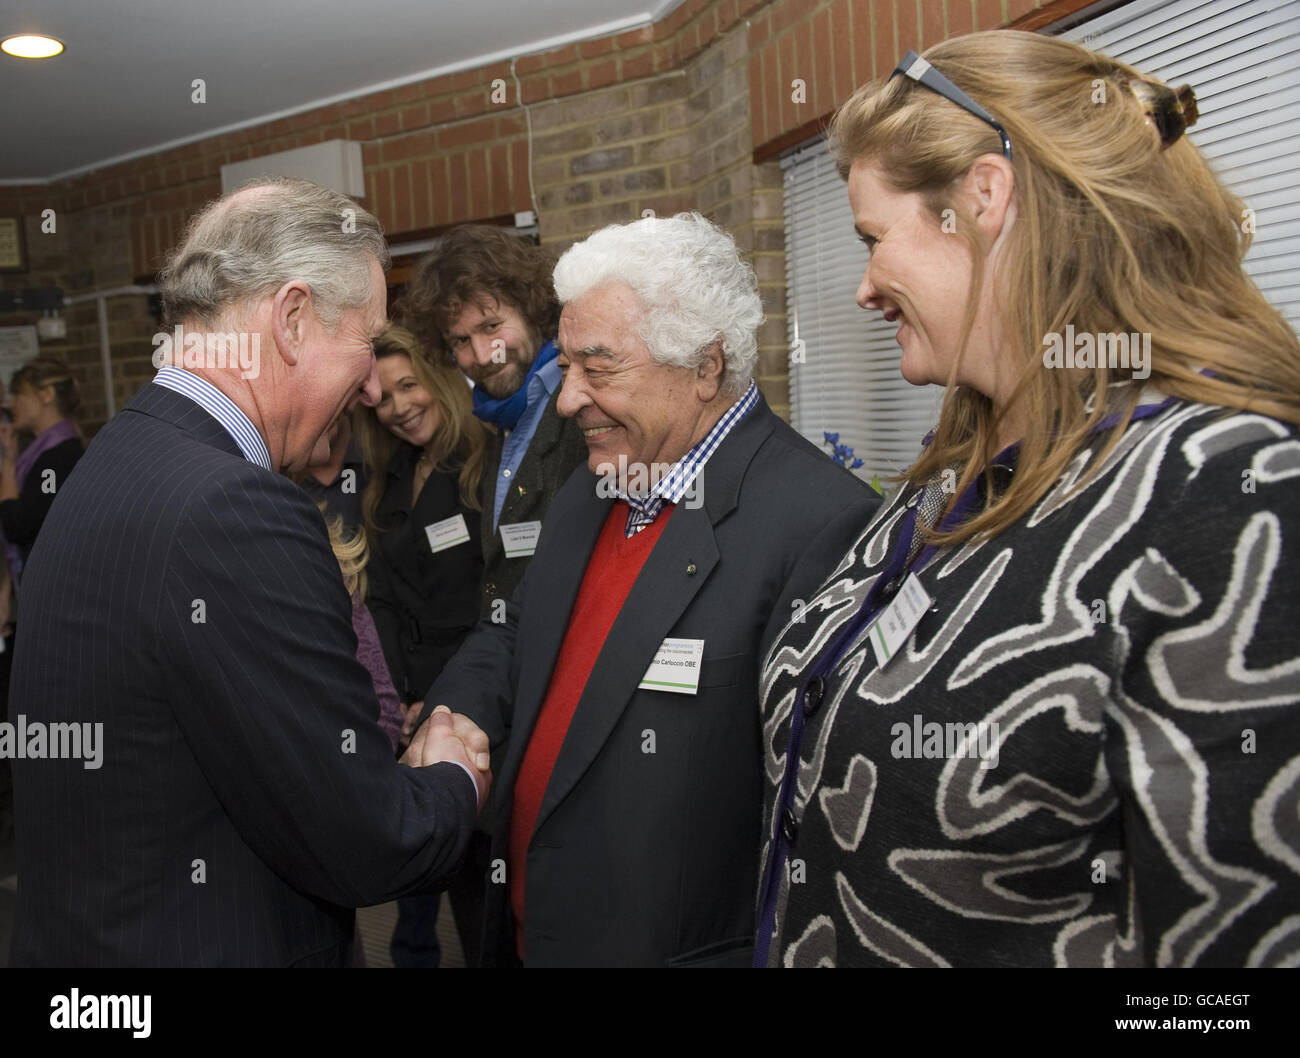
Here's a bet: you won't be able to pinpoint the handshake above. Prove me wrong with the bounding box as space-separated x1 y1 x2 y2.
400 705 492 810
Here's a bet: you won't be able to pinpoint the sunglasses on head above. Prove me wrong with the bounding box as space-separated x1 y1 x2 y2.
890 50 1013 162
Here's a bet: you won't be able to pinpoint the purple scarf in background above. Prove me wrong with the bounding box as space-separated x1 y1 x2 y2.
4 418 80 585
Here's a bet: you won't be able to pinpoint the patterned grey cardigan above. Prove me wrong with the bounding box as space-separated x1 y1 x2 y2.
758 399 1300 967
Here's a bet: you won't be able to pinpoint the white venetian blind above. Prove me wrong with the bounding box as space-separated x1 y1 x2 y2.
1060 0 1300 330
783 0 1300 479
782 140 943 483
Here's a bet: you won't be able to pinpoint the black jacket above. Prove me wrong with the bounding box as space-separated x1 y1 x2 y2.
0 434 83 566
426 396 880 966
367 443 484 703
477 389 587 618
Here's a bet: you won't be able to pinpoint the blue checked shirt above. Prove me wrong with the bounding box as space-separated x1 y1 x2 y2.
617 380 758 537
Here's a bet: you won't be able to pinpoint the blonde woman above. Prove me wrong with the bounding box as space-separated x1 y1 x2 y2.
356 326 488 715
297 427 404 756
756 31 1300 968
355 324 488 968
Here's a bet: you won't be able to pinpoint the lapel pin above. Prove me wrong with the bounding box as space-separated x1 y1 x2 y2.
517 484 526 496
686 563 697 576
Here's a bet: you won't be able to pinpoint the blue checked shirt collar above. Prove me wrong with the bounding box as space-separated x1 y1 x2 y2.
619 380 758 537
152 366 273 471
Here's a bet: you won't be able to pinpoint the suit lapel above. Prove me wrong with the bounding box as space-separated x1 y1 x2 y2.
497 391 567 525
479 428 505 562
531 504 720 835
496 475 609 789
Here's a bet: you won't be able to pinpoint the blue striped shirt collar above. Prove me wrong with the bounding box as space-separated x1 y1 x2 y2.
151 366 273 471
619 380 759 536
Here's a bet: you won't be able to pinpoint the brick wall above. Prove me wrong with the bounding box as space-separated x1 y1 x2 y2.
747 0 1055 157
526 19 791 407
0 0 1070 435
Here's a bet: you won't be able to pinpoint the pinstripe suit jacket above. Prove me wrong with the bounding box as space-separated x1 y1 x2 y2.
7 383 476 967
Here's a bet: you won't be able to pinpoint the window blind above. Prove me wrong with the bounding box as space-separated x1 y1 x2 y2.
1060 0 1300 328
782 140 943 484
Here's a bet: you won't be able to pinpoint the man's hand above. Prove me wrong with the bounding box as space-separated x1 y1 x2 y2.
399 700 422 750
400 706 492 810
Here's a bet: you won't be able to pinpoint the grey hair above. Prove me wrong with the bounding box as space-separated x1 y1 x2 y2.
159 176 389 331
552 212 762 395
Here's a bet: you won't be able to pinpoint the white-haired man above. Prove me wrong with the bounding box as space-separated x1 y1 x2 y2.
9 178 490 967
422 212 880 966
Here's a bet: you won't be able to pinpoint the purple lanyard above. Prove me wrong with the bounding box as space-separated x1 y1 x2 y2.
752 395 1178 967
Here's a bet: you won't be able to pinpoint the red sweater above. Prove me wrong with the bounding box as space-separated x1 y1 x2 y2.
508 501 673 959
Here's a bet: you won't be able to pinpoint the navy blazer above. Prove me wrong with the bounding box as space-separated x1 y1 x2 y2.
425 395 880 966
8 383 476 967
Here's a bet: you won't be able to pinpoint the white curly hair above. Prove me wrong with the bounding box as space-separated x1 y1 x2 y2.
552 212 762 396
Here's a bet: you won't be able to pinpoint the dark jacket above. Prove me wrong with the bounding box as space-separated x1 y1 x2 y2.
426 395 881 966
8 383 476 967
367 443 484 703
299 437 366 538
477 389 587 618
0 435 83 566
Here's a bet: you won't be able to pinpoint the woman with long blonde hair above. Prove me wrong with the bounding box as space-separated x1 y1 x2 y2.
355 324 488 968
755 30 1300 968
355 325 487 711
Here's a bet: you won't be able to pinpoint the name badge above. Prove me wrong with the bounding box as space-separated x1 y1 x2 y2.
638 637 705 695
425 513 471 554
500 520 542 559
868 572 932 668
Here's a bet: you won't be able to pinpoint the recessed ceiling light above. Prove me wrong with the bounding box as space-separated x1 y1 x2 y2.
2 34 65 59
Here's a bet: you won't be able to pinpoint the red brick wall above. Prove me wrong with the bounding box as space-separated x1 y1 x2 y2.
747 0 1057 156
0 0 1070 434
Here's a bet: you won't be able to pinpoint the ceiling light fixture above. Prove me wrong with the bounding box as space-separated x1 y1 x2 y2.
2 34 65 59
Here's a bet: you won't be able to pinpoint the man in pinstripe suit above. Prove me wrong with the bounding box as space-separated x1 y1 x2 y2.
7 178 490 967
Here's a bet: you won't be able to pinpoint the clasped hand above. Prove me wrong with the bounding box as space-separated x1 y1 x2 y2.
399 705 492 810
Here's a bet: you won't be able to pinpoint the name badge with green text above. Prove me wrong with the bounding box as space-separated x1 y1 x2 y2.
638 638 705 695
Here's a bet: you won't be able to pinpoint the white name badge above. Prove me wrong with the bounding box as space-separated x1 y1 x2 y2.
500 520 542 559
637 637 705 695
425 513 471 554
868 572 932 668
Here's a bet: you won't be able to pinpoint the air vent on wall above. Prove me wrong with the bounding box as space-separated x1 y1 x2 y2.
220 140 365 197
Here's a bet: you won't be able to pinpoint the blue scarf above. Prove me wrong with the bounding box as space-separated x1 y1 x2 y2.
471 339 559 431
473 340 559 431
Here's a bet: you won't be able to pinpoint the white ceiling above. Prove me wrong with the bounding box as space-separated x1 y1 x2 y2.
0 0 671 182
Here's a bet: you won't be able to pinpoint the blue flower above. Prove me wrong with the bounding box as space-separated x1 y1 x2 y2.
823 432 865 471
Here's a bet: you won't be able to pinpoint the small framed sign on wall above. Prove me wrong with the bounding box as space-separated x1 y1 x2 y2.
0 216 28 273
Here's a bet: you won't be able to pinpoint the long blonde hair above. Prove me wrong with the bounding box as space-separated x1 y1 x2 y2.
284 470 370 599
323 508 368 599
356 325 488 536
830 30 1300 548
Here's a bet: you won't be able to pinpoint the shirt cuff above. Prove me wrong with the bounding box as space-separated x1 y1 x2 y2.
448 760 480 804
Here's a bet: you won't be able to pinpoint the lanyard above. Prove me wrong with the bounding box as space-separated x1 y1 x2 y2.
752 394 1178 967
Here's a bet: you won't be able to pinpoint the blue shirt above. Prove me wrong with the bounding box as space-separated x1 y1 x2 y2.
152 366 272 470
491 356 563 532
